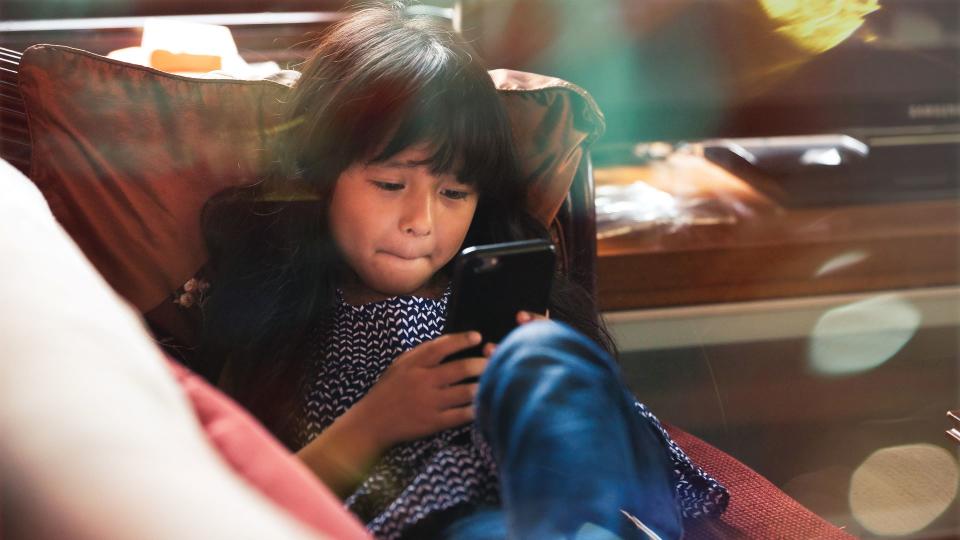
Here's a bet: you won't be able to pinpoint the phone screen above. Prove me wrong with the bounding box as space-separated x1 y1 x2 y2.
444 239 555 361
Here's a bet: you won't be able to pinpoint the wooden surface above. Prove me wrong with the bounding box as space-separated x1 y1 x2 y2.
596 153 960 311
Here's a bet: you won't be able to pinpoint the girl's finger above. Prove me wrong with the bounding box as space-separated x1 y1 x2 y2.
409 331 482 366
482 342 497 357
516 310 548 324
437 404 475 429
438 383 479 409
435 357 487 386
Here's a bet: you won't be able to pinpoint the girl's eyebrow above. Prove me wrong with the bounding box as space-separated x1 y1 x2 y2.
370 158 433 169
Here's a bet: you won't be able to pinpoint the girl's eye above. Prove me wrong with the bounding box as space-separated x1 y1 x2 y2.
441 189 471 200
372 181 404 192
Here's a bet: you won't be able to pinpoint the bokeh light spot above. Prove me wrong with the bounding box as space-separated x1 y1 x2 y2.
760 0 881 53
850 444 959 536
808 294 919 376
815 250 869 277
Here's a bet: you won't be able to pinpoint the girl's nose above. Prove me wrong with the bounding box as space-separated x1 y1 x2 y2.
400 193 432 237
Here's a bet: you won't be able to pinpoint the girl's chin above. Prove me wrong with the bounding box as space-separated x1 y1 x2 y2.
377 280 435 297
367 273 449 300
347 273 433 300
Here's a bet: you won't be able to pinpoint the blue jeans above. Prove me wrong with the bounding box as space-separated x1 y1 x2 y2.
443 321 683 540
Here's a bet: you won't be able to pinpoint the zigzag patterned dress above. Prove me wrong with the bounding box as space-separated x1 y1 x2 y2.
296 290 728 540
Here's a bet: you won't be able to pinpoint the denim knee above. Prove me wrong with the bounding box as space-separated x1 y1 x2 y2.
475 320 624 431
471 321 683 540
479 320 620 390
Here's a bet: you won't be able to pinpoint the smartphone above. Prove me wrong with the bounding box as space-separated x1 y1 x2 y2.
443 239 556 362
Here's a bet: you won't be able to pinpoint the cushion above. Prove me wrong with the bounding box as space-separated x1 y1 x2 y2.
0 156 368 540
17 44 605 326
166 359 371 540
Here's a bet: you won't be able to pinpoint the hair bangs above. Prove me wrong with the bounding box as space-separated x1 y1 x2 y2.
290 8 518 197
369 74 516 194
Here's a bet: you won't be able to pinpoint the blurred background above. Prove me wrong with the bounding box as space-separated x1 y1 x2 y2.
1 1 958 537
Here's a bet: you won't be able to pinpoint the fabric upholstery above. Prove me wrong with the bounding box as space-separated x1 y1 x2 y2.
0 157 366 540
666 424 855 539
490 69 603 227
17 44 604 320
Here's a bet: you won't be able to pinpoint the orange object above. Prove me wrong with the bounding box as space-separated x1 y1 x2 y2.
150 49 221 72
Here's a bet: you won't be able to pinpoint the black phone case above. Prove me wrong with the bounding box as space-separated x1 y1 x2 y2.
444 239 556 362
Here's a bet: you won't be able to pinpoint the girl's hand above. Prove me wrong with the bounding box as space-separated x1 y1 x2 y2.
516 309 549 325
355 331 488 448
481 310 549 357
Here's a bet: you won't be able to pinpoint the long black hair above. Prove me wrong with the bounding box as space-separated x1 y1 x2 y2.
201 3 615 448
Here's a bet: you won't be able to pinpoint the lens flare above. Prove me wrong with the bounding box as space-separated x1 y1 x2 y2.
808 294 919 376
850 444 959 536
814 251 869 277
759 0 882 53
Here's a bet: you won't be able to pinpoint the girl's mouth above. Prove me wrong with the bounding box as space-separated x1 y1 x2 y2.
379 250 429 261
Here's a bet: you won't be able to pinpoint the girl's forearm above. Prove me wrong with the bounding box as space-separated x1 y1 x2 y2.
296 402 388 499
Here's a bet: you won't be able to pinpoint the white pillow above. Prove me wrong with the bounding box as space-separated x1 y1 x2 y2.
0 158 326 540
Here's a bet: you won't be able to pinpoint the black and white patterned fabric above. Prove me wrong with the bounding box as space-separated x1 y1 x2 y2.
297 290 728 539
634 402 729 519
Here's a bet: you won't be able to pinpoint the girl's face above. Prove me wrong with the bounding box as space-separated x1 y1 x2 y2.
329 145 478 299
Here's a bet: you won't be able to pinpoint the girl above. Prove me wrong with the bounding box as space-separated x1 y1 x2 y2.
201 3 727 539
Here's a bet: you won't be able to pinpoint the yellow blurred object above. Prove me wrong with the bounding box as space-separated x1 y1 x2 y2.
759 0 881 53
141 20 237 60
149 50 222 73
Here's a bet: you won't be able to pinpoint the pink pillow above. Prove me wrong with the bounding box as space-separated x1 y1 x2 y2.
166 359 371 540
